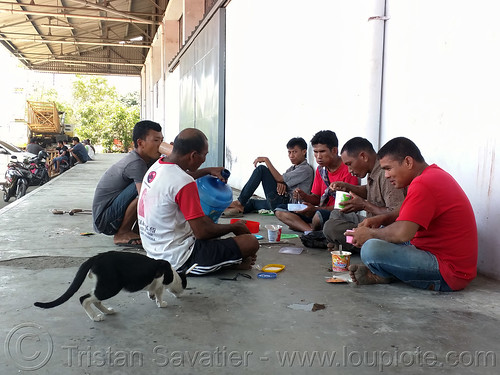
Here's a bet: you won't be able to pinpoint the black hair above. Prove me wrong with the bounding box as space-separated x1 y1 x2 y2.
310 130 338 149
341 137 375 156
133 120 162 148
286 137 307 150
72 137 80 142
173 128 208 156
378 137 425 163
30 138 37 143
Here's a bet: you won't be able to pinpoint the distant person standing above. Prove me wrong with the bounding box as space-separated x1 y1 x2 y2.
26 138 44 155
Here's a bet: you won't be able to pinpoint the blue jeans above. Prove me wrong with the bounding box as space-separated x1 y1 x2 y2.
238 165 288 212
95 183 138 235
361 239 453 291
53 155 68 168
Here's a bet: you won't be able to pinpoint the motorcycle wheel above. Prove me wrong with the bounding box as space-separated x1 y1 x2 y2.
16 181 27 200
43 171 50 184
3 189 10 202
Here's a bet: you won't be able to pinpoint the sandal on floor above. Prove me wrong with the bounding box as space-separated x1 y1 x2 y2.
221 208 243 218
115 238 143 249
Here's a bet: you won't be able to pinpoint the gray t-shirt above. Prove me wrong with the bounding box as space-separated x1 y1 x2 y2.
92 150 149 227
26 143 43 155
283 160 315 194
72 142 90 162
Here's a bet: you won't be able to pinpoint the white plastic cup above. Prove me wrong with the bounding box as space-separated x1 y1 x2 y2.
265 225 282 242
334 191 351 209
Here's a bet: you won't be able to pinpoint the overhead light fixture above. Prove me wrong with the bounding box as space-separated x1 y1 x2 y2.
129 36 143 42
64 62 87 67
40 24 74 29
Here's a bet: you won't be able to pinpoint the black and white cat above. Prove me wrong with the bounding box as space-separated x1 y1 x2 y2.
34 251 187 322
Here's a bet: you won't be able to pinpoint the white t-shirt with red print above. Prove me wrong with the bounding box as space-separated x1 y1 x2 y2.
138 158 205 270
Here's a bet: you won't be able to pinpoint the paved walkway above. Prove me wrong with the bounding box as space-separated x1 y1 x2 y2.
0 154 499 374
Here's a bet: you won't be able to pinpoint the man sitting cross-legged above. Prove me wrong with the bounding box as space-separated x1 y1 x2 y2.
138 128 259 275
348 137 477 291
92 120 163 247
323 137 406 250
275 130 358 233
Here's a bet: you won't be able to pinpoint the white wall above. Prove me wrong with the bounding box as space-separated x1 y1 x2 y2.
381 0 500 279
225 0 383 194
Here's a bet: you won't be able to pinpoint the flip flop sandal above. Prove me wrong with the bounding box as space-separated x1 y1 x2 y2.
115 238 143 249
221 208 243 218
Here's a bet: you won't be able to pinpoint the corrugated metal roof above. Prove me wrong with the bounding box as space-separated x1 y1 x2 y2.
0 0 168 76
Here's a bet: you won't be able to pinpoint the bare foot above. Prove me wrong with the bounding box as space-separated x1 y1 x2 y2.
114 232 142 245
232 255 257 270
349 264 391 285
228 200 244 213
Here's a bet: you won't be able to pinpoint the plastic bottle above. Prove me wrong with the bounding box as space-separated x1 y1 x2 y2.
196 169 232 223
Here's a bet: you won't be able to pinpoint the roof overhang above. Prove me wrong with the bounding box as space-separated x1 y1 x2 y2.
0 0 167 76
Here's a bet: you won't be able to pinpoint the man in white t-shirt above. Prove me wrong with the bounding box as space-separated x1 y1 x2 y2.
138 128 259 275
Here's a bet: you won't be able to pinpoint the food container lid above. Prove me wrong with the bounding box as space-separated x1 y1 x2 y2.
257 272 277 279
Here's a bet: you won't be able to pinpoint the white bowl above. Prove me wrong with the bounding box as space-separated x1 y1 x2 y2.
288 203 307 211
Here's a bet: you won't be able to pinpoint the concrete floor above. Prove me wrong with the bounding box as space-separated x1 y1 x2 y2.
0 154 499 374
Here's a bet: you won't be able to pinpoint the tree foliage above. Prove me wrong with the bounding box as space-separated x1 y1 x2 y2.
26 75 139 152
72 75 139 152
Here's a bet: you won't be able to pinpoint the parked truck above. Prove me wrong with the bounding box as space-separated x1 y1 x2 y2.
26 101 73 147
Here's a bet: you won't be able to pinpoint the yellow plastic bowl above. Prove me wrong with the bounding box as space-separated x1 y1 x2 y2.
262 264 285 273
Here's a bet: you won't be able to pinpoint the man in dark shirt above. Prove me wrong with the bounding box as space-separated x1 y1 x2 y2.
68 137 90 166
26 138 44 155
223 137 314 216
49 140 69 173
92 121 163 247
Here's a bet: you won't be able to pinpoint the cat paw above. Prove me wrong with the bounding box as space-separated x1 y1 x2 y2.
157 301 168 308
104 307 116 315
147 291 155 300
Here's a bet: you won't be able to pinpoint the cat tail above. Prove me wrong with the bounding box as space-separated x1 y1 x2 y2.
34 257 95 309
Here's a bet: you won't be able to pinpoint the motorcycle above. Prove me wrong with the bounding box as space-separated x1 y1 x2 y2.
26 150 50 186
2 150 50 202
2 157 32 202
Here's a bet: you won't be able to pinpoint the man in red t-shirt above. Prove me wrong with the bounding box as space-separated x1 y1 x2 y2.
275 130 358 232
348 137 477 291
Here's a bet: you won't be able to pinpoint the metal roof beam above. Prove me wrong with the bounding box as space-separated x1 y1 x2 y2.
68 0 158 24
32 58 143 67
0 1 157 17
0 7 161 25
0 31 151 44
0 35 152 48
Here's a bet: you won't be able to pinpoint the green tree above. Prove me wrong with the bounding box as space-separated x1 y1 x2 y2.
72 76 139 152
119 91 140 107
